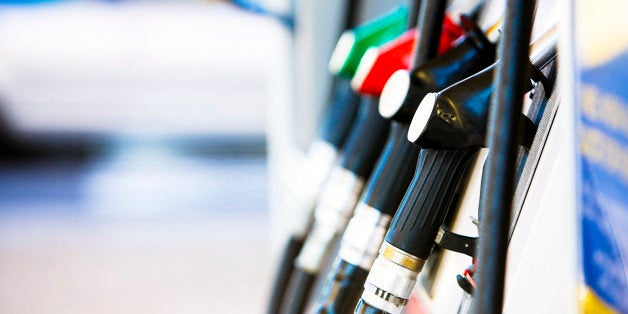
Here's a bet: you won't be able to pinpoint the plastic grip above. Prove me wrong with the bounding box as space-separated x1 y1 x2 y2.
362 123 419 216
314 259 370 314
268 236 305 314
385 148 478 259
318 79 362 148
339 98 391 178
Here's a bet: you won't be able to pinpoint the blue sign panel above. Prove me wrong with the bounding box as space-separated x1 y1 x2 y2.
578 51 628 313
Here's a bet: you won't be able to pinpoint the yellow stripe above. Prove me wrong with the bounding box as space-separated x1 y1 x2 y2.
380 243 424 272
579 286 617 314
485 17 503 38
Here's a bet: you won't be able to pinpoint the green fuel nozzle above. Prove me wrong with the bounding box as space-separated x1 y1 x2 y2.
329 5 408 78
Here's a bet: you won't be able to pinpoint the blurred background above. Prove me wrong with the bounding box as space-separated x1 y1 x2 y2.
0 0 292 313
0 0 404 312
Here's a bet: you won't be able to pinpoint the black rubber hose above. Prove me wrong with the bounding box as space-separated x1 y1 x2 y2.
342 0 361 30
412 0 447 67
268 236 306 314
406 0 423 29
318 79 362 148
472 0 536 313
282 269 317 314
315 259 370 314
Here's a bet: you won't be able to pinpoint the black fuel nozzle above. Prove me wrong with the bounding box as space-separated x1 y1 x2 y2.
355 62 537 314
378 21 496 124
313 259 371 314
409 66 537 151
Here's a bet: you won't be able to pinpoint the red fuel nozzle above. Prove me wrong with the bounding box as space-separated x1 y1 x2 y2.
351 29 416 96
439 14 466 54
351 15 465 96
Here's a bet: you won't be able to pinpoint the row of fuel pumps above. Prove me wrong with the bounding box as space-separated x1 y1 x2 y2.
265 0 569 313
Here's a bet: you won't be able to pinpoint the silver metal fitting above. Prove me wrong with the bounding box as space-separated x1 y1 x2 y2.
313 167 365 232
338 203 391 270
296 223 339 273
360 242 425 314
296 166 364 273
305 140 339 187
289 140 339 236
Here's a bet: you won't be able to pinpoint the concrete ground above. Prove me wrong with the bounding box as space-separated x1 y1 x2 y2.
0 146 271 314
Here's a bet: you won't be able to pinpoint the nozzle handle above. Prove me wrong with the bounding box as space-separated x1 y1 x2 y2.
379 26 495 124
339 98 390 178
361 123 419 216
267 236 305 314
282 268 317 314
410 66 537 150
385 148 479 259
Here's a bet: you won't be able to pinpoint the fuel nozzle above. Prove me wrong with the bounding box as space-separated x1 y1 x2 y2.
378 21 496 123
350 29 416 96
356 63 537 314
329 5 409 78
408 67 537 150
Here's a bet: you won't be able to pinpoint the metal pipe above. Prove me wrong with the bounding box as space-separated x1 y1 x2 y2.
407 0 422 29
412 0 447 67
472 0 536 313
